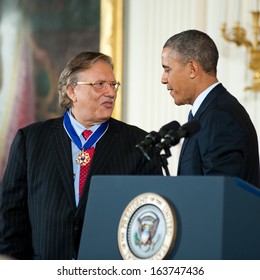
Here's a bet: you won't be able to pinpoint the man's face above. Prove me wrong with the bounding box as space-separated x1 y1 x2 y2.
68 61 117 126
161 47 194 106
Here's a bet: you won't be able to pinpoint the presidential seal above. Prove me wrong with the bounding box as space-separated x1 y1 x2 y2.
118 192 176 260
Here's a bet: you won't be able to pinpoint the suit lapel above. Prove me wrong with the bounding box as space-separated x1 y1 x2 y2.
76 119 119 211
90 122 119 172
50 117 76 210
178 84 225 173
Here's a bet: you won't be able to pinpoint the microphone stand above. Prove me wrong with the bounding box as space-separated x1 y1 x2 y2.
137 143 172 176
159 147 171 176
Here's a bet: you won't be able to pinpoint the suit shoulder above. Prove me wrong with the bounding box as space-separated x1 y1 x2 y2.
21 117 63 132
109 118 148 135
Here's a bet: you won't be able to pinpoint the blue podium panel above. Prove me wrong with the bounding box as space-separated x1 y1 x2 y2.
78 176 260 260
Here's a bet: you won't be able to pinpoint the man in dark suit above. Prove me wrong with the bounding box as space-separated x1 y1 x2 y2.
0 52 162 260
161 29 260 188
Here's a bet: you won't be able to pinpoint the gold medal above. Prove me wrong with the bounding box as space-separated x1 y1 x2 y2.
76 150 91 166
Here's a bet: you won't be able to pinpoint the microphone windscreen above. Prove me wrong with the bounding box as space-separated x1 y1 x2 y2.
182 120 201 137
159 120 180 137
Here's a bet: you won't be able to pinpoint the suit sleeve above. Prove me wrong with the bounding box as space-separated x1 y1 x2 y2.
0 130 33 259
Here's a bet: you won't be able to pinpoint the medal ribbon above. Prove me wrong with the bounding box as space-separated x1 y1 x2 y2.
63 110 109 151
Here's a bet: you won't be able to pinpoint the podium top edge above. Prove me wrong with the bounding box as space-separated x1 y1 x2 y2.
90 175 260 196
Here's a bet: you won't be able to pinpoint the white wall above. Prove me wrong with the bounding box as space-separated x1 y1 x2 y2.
123 0 260 175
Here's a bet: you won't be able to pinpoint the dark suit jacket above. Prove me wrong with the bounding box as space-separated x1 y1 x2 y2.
178 83 260 188
0 117 162 260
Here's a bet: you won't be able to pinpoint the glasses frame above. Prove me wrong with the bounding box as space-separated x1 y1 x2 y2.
76 80 121 92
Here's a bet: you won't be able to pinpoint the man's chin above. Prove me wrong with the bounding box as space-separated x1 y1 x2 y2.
173 98 182 106
98 112 113 122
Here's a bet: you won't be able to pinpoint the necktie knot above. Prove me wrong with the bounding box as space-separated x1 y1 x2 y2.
188 110 193 122
82 130 92 140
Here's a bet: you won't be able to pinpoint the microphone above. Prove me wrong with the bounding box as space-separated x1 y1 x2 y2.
156 120 201 153
136 120 180 160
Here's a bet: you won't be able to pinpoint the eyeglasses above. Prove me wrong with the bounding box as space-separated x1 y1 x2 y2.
76 81 121 92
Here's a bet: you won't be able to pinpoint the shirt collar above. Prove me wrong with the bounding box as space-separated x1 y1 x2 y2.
68 109 100 137
191 82 220 116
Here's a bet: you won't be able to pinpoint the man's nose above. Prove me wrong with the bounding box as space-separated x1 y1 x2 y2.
161 73 168 84
104 86 116 97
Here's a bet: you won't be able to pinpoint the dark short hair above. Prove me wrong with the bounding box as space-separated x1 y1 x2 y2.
163 29 219 75
58 52 113 111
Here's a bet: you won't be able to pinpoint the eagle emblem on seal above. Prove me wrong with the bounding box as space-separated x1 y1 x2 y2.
134 211 160 252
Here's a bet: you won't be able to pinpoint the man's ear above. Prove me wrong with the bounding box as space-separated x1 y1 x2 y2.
188 60 199 79
66 84 77 102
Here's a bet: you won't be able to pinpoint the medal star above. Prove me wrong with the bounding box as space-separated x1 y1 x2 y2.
76 151 91 166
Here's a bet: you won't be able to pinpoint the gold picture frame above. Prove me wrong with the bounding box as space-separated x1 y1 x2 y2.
0 1 123 181
100 0 123 120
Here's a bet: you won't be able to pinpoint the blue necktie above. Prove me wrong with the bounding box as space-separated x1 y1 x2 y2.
188 110 193 122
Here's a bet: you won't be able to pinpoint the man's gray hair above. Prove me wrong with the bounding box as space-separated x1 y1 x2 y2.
164 29 219 75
